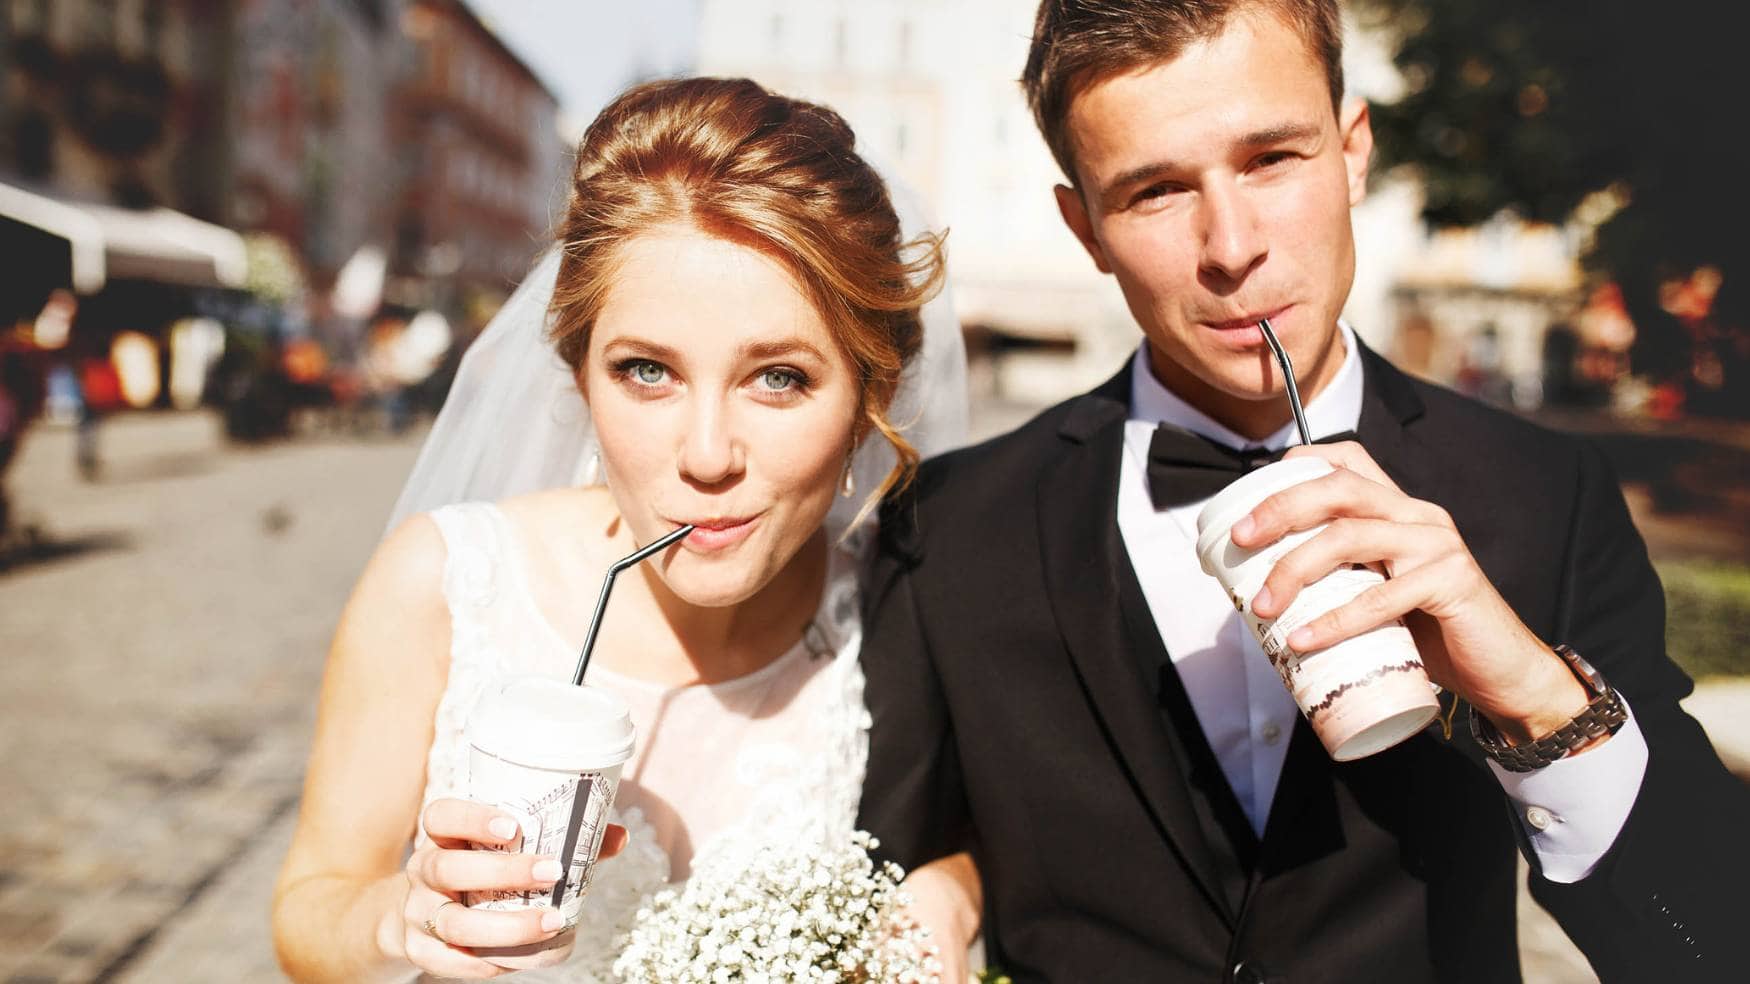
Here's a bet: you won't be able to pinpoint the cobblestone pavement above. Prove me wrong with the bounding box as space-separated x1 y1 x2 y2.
0 412 420 983
1 407 1744 983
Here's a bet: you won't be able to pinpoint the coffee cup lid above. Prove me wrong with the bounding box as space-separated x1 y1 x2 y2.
468 676 635 771
1194 456 1334 567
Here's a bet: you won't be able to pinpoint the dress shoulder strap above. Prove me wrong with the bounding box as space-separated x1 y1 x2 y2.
426 501 510 614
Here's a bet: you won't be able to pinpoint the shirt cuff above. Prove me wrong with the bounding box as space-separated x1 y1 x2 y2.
1487 698 1649 883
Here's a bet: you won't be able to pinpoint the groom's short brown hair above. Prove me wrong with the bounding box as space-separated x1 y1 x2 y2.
1022 0 1345 184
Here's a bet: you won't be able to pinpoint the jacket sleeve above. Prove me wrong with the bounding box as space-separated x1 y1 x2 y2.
854 504 974 876
1530 439 1750 978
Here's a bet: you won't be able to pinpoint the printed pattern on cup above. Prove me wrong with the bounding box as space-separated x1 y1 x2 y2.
465 769 617 926
1236 563 1426 721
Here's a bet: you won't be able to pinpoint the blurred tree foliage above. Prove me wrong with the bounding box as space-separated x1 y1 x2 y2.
1353 0 1750 416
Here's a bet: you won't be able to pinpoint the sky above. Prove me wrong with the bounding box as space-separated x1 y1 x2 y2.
463 0 702 139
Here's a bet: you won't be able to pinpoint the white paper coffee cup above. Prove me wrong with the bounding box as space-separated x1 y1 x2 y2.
462 676 635 966
1196 457 1440 761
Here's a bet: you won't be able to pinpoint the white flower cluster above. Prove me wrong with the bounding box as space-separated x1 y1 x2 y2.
614 830 941 983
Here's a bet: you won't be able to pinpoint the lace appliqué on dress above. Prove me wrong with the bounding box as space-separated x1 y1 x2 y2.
416 503 872 982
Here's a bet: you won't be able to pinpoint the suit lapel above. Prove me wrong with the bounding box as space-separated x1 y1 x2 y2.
1034 365 1239 926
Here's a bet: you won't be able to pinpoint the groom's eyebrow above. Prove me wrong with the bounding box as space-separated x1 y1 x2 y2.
1098 120 1325 204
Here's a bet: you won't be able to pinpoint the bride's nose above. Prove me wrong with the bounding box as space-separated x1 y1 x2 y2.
677 397 744 486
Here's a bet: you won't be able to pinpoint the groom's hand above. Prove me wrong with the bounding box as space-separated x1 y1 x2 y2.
1234 442 1596 746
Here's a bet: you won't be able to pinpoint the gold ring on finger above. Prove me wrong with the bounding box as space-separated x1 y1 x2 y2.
424 898 462 939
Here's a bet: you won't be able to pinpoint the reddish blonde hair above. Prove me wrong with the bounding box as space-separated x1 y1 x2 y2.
549 77 945 505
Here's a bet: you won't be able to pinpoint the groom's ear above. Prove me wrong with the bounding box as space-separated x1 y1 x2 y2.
1054 183 1112 274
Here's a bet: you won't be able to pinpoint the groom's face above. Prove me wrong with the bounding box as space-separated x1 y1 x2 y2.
1053 9 1372 426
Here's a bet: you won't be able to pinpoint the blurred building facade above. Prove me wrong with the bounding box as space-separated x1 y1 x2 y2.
1 0 566 418
698 0 1138 405
223 0 401 287
698 1 1603 413
391 0 566 324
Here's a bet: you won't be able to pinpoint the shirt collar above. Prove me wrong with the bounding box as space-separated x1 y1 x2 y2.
1127 320 1366 451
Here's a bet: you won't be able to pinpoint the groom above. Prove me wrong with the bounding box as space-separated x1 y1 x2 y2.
858 0 1750 980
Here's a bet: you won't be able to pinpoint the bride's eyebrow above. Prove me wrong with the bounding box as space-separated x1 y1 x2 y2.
738 338 828 363
598 338 682 363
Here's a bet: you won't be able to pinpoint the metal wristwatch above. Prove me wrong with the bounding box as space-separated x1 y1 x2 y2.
1469 645 1628 773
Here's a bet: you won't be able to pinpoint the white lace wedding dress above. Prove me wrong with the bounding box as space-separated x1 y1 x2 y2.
412 502 872 982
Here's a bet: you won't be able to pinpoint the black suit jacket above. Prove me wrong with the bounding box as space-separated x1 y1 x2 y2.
858 347 1750 982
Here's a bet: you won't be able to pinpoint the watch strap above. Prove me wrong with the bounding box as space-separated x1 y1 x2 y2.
1470 645 1629 773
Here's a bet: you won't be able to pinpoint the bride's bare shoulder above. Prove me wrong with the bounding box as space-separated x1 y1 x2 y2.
496 486 621 558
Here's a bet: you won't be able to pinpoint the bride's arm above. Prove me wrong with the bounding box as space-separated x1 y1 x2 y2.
271 516 455 982
901 850 983 983
273 517 571 982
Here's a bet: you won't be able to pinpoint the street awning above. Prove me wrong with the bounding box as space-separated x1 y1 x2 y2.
0 180 248 293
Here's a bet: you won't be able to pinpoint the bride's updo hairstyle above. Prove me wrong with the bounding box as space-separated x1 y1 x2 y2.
549 76 946 505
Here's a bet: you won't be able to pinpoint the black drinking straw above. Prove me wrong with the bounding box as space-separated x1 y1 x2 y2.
1258 318 1313 447
569 525 694 686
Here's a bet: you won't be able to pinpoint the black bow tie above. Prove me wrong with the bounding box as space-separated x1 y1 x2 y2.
1146 424 1358 509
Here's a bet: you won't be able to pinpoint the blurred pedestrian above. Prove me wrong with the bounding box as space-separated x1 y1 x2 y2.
0 358 21 539
75 355 120 480
0 335 45 543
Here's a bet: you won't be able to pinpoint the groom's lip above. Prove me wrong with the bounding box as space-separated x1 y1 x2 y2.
670 514 759 552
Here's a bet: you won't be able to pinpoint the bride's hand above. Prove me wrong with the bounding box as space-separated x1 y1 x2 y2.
899 852 982 984
393 798 628 978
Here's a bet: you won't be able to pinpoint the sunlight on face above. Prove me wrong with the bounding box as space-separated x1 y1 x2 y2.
1058 9 1372 428
583 225 861 608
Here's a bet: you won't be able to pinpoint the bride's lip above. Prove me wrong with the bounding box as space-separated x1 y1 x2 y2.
669 515 760 552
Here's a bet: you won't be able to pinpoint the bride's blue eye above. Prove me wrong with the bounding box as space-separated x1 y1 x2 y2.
757 368 804 392
630 361 667 385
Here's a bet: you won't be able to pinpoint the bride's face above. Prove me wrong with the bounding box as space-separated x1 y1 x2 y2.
582 225 861 608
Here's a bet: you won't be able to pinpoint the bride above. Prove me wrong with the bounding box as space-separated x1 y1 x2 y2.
270 77 981 981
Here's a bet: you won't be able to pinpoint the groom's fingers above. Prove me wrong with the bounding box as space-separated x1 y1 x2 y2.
1281 564 1443 655
1282 440 1402 492
1234 467 1447 550
1248 516 1423 620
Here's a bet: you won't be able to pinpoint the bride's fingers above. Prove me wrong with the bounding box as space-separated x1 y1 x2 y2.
409 847 564 895
428 901 567 950
599 823 629 861
422 798 523 851
402 926 513 979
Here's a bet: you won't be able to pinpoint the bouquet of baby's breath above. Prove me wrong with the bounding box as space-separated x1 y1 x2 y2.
614 830 940 983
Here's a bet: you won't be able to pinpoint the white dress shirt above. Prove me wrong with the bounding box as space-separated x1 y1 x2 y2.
1115 324 1648 881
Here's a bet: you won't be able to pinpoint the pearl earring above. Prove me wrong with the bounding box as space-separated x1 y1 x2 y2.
839 458 856 498
581 449 602 486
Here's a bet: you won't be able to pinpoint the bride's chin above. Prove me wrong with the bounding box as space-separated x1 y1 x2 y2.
655 568 763 610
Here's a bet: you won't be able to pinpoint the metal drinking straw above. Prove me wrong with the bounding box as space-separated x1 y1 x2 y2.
570 524 695 686
1257 317 1313 446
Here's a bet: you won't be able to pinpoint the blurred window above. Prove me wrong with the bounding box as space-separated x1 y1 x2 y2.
143 2 165 53
898 19 912 67
834 17 847 68
768 13 783 55
82 0 117 45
